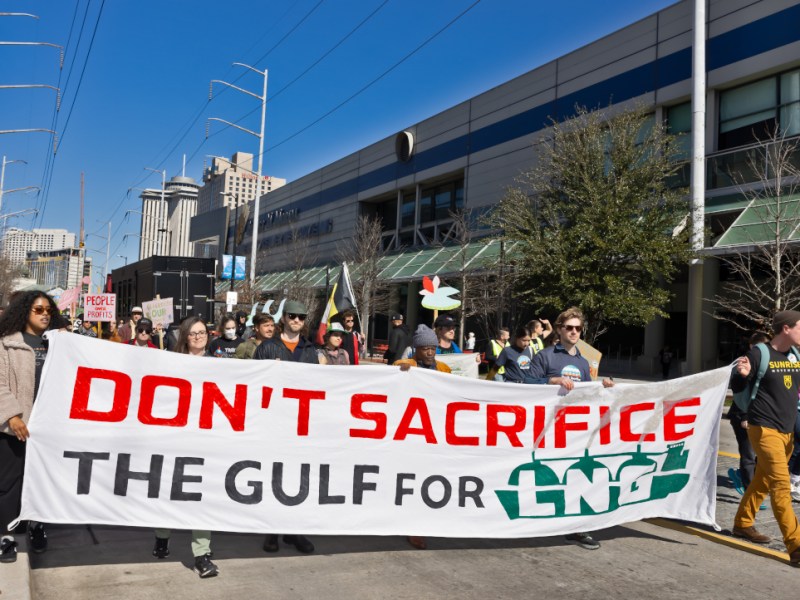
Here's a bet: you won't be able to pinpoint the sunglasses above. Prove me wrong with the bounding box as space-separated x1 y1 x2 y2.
562 324 582 332
31 305 55 315
137 328 153 334
287 313 306 321
344 318 354 322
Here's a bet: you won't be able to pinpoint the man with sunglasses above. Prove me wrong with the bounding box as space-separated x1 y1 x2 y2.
529 306 614 552
128 318 157 349
252 299 317 555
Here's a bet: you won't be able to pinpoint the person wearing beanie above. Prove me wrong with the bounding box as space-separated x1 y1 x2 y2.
393 323 451 551
731 309 800 563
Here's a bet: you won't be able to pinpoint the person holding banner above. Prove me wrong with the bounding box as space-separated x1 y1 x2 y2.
0 291 67 563
208 314 244 358
234 313 275 359
152 316 219 577
253 301 317 554
486 326 536 384
529 307 614 551
394 325 452 549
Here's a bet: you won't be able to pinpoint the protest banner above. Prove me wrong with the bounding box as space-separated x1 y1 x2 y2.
13 332 727 538
437 353 480 378
142 297 174 328
83 293 116 322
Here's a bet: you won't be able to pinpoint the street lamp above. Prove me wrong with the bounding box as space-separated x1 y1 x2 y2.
116 254 128 266
208 62 268 286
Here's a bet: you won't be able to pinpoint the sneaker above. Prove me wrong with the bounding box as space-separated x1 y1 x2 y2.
0 538 17 563
792 483 800 503
193 553 218 578
28 523 47 554
565 532 600 550
152 537 169 559
728 468 745 496
283 534 314 554
732 525 771 544
262 534 279 553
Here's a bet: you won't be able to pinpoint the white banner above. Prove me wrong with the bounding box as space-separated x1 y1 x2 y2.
437 353 480 378
14 332 727 538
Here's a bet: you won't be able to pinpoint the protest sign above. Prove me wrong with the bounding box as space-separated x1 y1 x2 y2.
575 340 603 381
57 287 81 311
83 293 116 322
14 332 727 538
437 353 480 378
142 298 174 328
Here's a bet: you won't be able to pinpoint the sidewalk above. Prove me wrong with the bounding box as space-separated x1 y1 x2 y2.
1 536 32 600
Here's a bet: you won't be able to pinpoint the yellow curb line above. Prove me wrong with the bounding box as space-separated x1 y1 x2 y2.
718 450 741 459
645 518 792 566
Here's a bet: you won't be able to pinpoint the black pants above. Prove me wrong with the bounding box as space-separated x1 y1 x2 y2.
729 416 756 489
0 434 26 535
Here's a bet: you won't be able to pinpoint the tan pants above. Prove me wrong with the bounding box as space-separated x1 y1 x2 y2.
734 425 800 553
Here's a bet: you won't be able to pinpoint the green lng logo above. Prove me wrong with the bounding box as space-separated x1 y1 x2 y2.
495 442 689 519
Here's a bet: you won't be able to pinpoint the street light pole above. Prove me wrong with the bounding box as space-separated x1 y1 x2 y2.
208 63 268 286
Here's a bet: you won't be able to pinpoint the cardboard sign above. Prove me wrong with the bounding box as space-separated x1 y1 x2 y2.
576 340 603 381
142 297 174 328
83 293 116 322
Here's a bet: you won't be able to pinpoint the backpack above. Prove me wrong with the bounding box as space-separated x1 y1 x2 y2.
732 342 800 411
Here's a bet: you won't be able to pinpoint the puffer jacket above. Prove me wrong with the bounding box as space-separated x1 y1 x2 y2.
0 332 36 436
253 335 319 364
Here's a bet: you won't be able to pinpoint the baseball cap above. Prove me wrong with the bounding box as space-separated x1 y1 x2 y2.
434 314 456 328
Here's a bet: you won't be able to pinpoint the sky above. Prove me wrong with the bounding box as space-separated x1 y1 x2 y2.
0 0 676 279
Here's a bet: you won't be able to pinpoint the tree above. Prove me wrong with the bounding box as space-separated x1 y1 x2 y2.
0 254 22 306
337 214 389 352
710 130 800 333
485 105 693 343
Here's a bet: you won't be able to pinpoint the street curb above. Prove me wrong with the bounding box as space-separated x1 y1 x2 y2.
646 518 793 566
0 542 33 600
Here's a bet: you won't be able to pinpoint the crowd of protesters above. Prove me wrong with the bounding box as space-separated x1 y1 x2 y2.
4 288 800 575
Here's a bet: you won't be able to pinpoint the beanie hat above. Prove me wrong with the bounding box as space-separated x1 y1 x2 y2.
412 324 438 348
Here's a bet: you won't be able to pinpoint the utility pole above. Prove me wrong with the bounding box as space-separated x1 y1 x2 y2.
208 63 268 286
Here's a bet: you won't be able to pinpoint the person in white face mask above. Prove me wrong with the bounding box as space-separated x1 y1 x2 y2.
207 314 244 358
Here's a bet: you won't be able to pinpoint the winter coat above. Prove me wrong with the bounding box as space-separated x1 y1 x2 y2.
252 336 319 364
0 332 36 437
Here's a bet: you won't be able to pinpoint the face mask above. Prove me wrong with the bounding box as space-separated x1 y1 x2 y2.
224 328 237 340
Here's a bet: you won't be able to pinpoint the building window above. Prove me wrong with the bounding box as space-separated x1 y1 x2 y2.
400 191 416 228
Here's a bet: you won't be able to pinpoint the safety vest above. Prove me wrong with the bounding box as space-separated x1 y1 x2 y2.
530 337 545 355
490 339 508 374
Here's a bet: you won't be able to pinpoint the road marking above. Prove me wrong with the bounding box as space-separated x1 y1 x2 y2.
718 451 740 459
646 518 793 566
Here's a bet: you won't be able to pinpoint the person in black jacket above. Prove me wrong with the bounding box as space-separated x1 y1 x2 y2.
252 299 317 554
384 313 410 364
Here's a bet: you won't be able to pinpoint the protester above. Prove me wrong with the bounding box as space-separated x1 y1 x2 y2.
487 326 535 383
152 315 218 577
485 327 510 382
525 318 553 355
384 313 410 365
234 313 275 359
235 310 249 339
394 324 452 550
658 345 674 379
318 322 350 365
728 332 769 497
208 314 244 358
465 331 476 351
253 300 317 554
118 306 143 342
731 310 800 564
434 314 461 354
529 307 614 551
128 318 158 349
0 291 67 563
76 317 98 338
335 310 363 365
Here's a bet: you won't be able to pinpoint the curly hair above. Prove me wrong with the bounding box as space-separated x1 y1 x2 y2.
175 315 209 355
0 291 67 338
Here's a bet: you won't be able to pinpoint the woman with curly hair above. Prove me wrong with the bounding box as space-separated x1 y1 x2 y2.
0 291 67 563
152 315 219 578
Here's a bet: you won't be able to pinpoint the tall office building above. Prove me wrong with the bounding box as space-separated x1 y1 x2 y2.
139 175 201 260
2 227 77 265
196 151 286 214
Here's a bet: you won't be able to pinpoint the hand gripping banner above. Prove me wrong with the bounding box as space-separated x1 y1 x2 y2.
13 332 728 538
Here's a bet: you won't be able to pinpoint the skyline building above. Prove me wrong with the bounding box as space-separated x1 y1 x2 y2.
138 175 201 260
2 227 77 265
196 152 286 215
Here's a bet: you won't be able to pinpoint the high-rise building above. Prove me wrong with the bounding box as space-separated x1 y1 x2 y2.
25 247 89 291
139 175 201 260
2 227 77 265
196 152 286 214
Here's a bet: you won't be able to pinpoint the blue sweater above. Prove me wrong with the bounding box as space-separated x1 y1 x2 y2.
529 344 591 384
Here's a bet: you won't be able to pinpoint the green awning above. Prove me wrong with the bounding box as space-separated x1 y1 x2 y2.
218 239 519 294
714 193 800 247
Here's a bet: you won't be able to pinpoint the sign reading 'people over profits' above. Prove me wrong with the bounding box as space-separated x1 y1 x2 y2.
13 332 728 537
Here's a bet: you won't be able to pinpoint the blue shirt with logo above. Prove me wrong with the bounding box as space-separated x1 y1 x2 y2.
529 344 591 384
496 345 536 383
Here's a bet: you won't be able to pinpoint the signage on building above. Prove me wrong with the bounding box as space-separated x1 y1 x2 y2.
83 293 116 322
